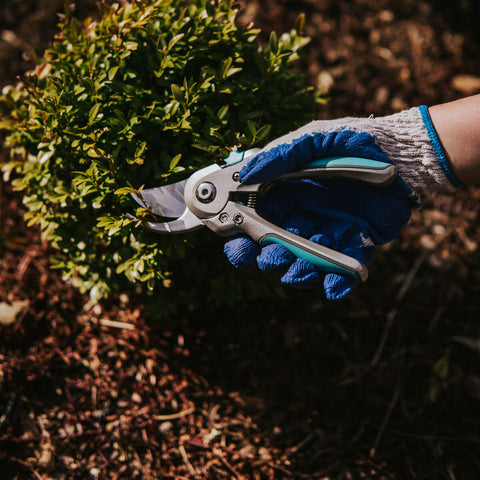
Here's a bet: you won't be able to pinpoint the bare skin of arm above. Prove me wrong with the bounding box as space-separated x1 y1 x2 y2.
429 94 480 185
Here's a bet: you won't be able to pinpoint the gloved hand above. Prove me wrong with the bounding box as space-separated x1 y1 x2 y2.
224 106 461 300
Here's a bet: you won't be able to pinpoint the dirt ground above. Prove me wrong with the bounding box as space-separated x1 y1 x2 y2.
1 0 480 479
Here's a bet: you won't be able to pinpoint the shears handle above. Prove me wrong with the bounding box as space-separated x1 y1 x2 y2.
207 155 397 280
226 150 398 186
206 202 368 281
277 156 398 186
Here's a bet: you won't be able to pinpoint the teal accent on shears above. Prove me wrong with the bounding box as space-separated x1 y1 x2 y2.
224 150 245 165
304 156 391 169
261 236 357 279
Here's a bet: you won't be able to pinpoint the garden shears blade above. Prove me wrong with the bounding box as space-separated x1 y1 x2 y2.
128 149 399 281
131 179 188 218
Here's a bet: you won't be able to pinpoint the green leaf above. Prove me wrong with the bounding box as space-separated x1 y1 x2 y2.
269 31 279 55
295 13 305 33
169 153 182 170
135 141 147 158
217 105 229 121
255 124 271 142
168 33 184 49
114 186 138 195
221 57 233 79
108 66 120 80
171 84 183 103
88 103 100 124
247 120 256 137
87 148 104 158
124 41 138 51
225 66 242 78
254 51 268 73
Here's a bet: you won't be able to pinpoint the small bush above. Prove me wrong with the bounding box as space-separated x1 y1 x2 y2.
0 0 319 309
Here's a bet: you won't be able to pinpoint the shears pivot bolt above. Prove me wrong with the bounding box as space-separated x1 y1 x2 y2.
196 182 216 203
233 213 244 225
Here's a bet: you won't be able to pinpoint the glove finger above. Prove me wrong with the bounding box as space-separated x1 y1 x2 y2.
257 243 294 272
323 274 358 300
278 232 333 287
281 258 322 288
240 134 315 185
322 232 376 300
224 235 259 268
256 212 318 272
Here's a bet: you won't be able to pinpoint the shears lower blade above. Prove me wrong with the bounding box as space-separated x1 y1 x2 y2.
138 207 202 233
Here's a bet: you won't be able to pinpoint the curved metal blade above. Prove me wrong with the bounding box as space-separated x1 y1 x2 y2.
141 207 203 234
131 179 188 218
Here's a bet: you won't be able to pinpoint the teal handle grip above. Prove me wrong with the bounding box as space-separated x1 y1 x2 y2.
206 202 369 281
261 235 364 279
226 151 397 186
260 234 367 281
305 156 389 169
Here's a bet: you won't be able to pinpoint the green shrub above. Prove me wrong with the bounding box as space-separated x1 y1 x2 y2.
0 0 319 309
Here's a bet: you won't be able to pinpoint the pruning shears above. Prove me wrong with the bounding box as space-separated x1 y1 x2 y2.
128 149 398 281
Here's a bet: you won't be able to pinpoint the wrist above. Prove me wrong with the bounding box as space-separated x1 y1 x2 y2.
428 95 480 185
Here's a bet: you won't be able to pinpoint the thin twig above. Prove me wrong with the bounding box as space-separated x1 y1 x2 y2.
404 446 419 479
133 451 154 480
428 288 454 335
154 407 195 421
214 449 242 479
370 308 397 367
284 433 314 457
371 251 428 366
98 318 135 330
178 443 200 480
370 370 403 457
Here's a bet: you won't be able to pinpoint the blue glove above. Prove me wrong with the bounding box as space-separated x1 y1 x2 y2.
224 107 461 299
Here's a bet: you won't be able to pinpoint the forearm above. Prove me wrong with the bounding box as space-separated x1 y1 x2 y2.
429 95 480 185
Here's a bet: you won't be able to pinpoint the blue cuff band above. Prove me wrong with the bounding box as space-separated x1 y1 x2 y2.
419 105 462 188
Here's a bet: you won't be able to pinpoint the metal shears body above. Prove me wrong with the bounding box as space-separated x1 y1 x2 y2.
130 149 398 281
